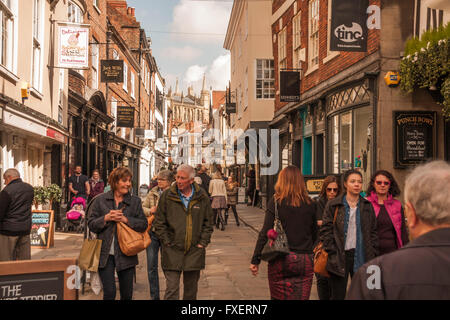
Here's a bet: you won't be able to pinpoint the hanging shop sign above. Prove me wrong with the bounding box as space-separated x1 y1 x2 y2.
101 60 124 83
56 22 90 69
280 71 300 102
330 0 369 52
226 103 236 114
304 176 326 195
117 106 135 128
394 111 436 168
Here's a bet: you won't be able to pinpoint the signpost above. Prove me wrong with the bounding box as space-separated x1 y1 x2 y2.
394 111 436 168
280 71 300 103
30 210 55 249
117 106 135 128
101 60 124 83
0 258 78 300
330 0 369 52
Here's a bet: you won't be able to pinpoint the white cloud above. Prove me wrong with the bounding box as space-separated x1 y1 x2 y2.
207 53 230 90
163 54 230 94
171 0 232 44
161 46 203 62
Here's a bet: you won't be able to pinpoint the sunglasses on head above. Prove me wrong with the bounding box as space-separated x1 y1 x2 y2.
327 188 338 192
375 181 390 186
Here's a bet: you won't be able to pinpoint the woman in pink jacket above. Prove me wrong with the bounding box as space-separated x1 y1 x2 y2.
366 170 409 255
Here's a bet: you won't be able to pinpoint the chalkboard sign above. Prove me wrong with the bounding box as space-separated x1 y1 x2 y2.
101 60 124 83
0 258 78 300
394 111 436 168
30 210 54 249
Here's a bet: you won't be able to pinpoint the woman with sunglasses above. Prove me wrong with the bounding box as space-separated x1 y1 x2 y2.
320 169 378 300
314 176 341 300
366 170 409 255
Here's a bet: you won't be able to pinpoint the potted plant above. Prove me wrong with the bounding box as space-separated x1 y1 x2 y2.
47 184 63 208
33 186 48 210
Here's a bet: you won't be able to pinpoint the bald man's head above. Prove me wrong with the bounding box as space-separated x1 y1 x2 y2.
3 168 20 186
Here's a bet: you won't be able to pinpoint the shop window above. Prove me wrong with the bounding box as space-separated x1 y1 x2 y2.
315 134 324 175
331 115 339 174
353 106 372 189
303 137 312 175
340 112 352 171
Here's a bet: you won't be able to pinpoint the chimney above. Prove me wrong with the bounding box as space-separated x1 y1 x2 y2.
131 7 135 16
127 7 132 15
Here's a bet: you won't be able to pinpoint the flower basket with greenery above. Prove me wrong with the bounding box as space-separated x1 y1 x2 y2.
399 23 450 118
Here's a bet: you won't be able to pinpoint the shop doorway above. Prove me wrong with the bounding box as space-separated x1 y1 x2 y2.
292 140 302 170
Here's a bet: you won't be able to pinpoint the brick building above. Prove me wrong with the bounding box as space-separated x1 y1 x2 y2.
267 0 449 201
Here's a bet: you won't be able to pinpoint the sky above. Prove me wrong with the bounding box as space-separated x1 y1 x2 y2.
127 0 233 95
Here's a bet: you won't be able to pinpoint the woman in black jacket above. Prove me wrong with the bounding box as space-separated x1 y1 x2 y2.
88 167 148 300
250 166 317 300
320 169 378 300
315 175 341 300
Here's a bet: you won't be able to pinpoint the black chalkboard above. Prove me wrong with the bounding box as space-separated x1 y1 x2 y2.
30 210 54 249
394 111 436 168
0 271 64 300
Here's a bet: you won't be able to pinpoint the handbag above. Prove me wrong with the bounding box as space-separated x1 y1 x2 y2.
260 199 290 262
313 207 339 277
116 221 151 256
78 238 102 272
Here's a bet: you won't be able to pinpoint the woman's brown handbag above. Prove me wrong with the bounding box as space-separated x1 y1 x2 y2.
116 221 151 256
313 207 338 277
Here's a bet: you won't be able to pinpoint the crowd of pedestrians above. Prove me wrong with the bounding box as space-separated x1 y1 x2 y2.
0 159 448 300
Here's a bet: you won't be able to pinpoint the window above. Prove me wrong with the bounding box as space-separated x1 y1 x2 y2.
91 38 99 89
111 97 117 133
123 62 128 92
68 1 82 23
256 59 275 99
112 49 119 60
324 0 339 62
278 28 287 69
32 0 43 91
130 72 135 99
293 12 302 69
309 0 319 68
0 0 15 71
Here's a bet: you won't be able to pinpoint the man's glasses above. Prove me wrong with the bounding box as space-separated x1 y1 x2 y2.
375 181 390 186
327 188 338 192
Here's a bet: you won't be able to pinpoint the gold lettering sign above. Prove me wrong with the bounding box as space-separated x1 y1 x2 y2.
306 179 324 193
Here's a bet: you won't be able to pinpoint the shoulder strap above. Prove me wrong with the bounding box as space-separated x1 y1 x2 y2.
333 206 339 224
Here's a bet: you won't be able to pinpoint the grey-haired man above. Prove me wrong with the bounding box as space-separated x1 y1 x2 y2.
0 169 34 261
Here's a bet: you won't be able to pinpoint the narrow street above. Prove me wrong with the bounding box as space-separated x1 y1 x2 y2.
31 205 318 300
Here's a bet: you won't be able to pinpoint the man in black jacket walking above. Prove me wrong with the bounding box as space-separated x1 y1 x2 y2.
0 169 35 261
347 161 450 300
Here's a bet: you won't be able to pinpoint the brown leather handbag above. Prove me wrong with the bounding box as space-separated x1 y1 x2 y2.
313 207 338 277
116 221 151 256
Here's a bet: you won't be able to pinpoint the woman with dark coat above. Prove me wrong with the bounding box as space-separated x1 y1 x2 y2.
250 166 317 300
88 167 148 300
225 175 240 226
320 169 378 300
366 170 408 255
314 175 341 300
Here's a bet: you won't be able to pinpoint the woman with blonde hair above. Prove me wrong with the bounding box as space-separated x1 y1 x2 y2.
250 166 317 300
209 171 228 231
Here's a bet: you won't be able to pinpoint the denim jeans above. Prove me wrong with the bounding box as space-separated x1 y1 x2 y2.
98 255 135 300
146 231 161 300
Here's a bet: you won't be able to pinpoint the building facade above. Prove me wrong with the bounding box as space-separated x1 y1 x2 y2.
268 0 449 203
224 0 275 207
0 0 69 191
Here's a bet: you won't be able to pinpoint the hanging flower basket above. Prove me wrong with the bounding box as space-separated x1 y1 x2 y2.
399 23 450 118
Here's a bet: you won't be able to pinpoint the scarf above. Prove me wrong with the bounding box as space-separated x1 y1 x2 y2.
343 195 366 274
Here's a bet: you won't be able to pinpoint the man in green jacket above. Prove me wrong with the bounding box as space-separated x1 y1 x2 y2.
153 164 214 300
